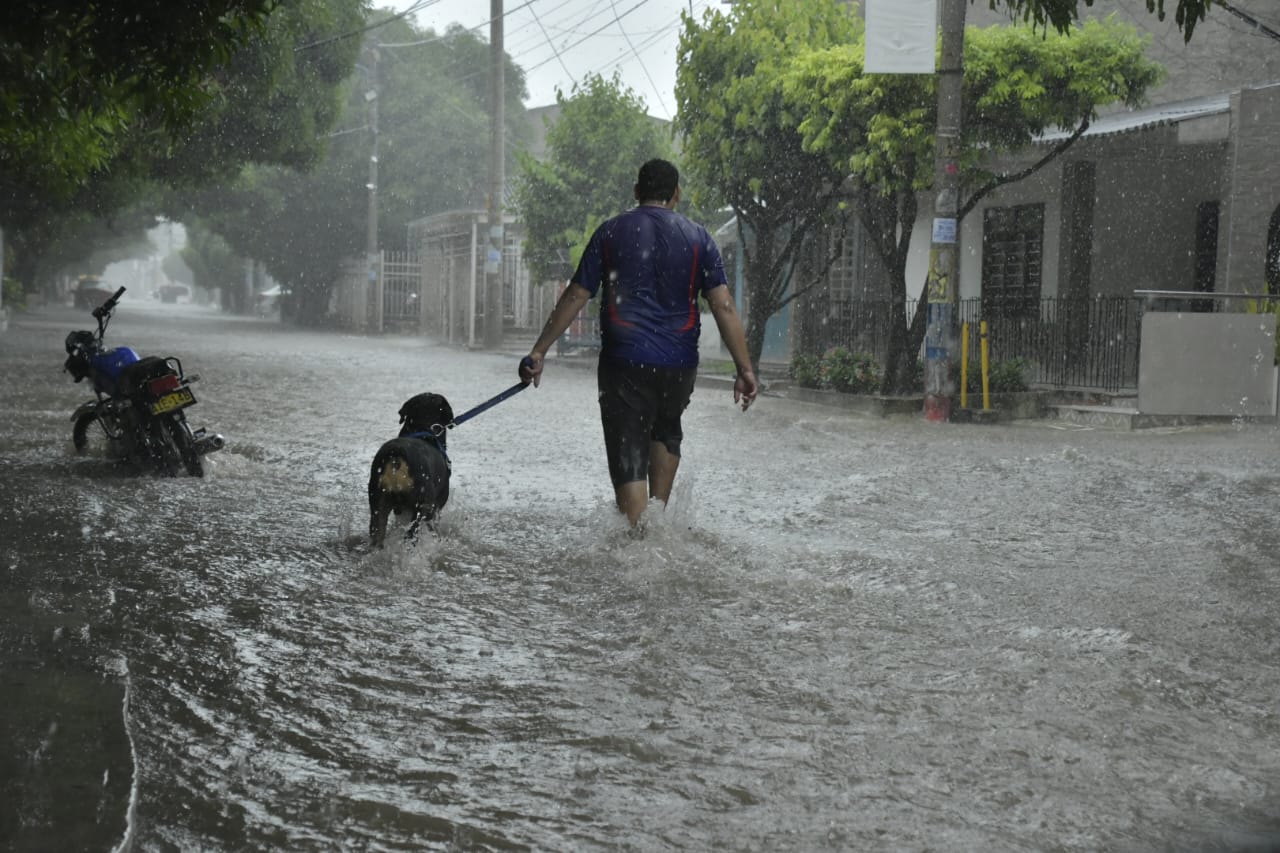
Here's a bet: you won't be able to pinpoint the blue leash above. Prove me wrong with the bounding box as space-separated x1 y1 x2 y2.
450 380 529 428
441 356 535 431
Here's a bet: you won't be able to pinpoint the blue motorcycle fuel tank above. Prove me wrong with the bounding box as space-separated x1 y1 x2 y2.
90 346 142 396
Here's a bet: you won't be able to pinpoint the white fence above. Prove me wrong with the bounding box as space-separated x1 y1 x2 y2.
332 214 555 342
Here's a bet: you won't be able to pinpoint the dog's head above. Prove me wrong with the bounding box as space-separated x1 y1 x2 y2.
398 393 454 439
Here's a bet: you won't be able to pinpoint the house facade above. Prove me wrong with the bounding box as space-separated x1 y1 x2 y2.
958 83 1280 306
779 0 1280 390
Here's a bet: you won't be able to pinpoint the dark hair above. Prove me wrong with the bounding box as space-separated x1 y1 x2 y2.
635 158 679 203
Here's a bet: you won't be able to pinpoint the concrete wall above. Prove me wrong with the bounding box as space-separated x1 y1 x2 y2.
1087 135 1225 296
1222 84 1280 295
1138 312 1278 415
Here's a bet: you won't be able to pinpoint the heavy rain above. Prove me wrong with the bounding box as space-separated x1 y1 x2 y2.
3 1 1280 851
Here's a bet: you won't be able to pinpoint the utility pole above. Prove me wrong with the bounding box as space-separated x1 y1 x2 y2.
922 0 966 422
366 46 382 333
484 0 505 349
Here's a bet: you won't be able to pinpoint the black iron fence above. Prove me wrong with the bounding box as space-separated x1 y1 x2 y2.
801 296 1144 392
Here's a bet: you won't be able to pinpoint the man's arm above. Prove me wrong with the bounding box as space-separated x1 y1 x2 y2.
519 282 593 386
705 284 758 411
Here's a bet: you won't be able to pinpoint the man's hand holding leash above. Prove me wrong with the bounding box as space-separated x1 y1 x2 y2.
519 354 541 387
734 368 758 412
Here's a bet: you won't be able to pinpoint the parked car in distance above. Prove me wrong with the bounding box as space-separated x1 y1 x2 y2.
72 276 116 310
157 283 191 304
254 285 284 317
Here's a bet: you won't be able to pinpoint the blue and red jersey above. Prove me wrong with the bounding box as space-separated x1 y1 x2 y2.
571 205 728 369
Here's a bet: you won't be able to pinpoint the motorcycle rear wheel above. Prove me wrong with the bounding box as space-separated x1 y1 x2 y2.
162 414 204 478
146 419 182 477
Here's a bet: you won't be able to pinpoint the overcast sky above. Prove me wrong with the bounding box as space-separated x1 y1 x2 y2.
384 0 716 119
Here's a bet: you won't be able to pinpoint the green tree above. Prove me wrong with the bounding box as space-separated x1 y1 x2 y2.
985 0 1221 40
373 23 529 245
674 0 863 368
0 0 277 199
183 222 249 300
186 19 531 323
2 0 364 295
784 18 1161 392
513 73 677 286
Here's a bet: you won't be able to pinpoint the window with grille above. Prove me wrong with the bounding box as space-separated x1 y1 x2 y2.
981 203 1044 317
826 224 866 306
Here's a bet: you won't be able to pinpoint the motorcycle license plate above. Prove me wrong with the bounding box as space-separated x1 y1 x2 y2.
149 387 196 415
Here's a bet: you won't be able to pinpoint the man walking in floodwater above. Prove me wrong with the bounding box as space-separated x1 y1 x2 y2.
519 158 757 525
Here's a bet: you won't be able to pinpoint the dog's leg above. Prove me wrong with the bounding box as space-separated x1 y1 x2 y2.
369 505 390 549
404 511 422 543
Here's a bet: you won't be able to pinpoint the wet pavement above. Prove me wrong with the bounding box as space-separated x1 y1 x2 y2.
2 300 1279 852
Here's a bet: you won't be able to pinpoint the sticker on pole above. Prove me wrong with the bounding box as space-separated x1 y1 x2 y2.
932 217 957 245
484 247 501 274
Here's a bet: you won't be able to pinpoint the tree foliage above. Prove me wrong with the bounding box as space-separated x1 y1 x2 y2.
184 18 531 322
182 221 252 298
784 18 1161 391
513 73 676 285
986 0 1220 41
1 0 365 294
0 0 277 198
674 0 863 367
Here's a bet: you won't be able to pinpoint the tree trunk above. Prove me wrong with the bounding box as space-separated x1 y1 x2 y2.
880 278 929 395
295 281 333 326
745 305 769 369
742 251 782 369
879 298 910 395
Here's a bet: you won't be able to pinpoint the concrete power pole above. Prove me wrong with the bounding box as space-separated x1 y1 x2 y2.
366 46 382 334
484 0 505 349
922 0 966 422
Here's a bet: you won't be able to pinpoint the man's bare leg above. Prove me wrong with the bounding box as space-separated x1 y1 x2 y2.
615 480 648 525
615 444 680 526
648 440 680 506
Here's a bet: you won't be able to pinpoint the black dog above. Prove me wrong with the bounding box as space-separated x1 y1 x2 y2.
368 393 454 547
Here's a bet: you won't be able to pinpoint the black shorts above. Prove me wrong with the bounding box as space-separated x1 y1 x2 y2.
597 358 698 487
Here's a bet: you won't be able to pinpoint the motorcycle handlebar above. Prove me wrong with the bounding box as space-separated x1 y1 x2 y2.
92 286 127 319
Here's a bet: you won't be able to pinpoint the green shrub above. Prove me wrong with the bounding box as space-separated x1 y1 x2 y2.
955 356 1032 394
789 353 823 388
820 346 880 394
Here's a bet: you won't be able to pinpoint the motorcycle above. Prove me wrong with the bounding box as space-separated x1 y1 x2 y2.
63 286 224 477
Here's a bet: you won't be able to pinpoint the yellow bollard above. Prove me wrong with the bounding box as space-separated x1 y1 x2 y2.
980 320 991 411
960 321 969 410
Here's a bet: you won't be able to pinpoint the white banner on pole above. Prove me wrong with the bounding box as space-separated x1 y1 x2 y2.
864 0 938 75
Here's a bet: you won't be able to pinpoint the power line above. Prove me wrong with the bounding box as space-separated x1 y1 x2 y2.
385 0 707 117
610 0 671 117
522 0 654 74
529 3 579 91
378 0 540 48
293 0 443 51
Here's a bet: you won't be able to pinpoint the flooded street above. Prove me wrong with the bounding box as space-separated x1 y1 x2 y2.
2 301 1279 852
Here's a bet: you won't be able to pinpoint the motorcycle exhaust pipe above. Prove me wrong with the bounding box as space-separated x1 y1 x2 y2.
193 432 225 455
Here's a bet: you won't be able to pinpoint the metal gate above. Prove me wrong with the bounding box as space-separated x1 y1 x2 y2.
380 251 423 332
